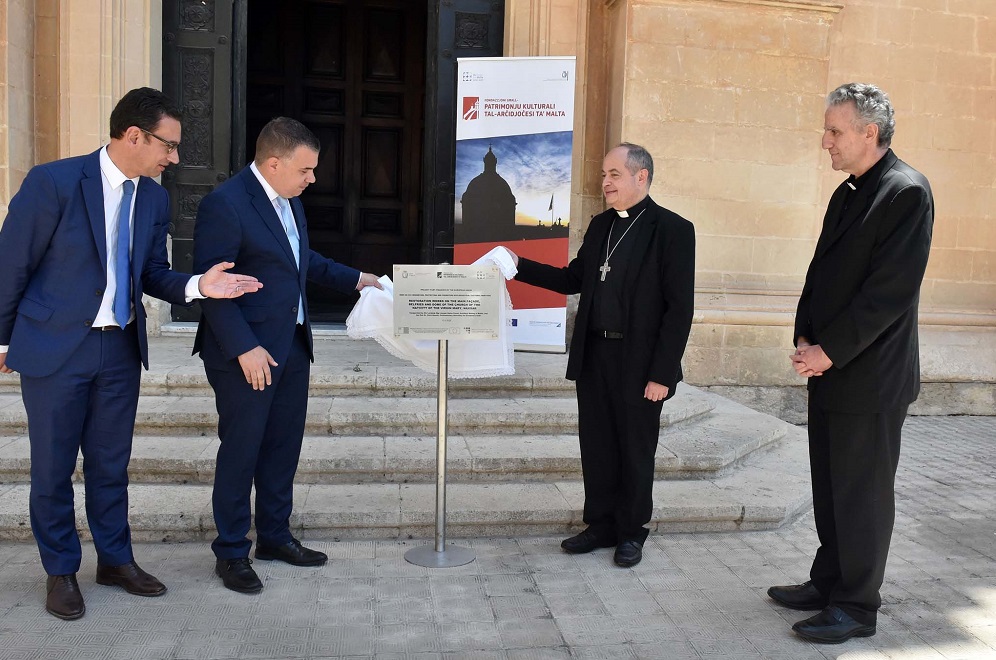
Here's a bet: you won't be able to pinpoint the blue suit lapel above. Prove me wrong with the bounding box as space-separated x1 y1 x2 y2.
81 151 107 270
131 177 156 287
290 196 307 272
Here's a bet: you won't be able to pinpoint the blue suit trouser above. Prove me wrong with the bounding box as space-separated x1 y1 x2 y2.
207 326 310 559
21 327 141 575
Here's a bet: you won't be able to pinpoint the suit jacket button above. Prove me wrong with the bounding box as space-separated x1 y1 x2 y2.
84 320 92 327
291 306 298 314
96 289 103 297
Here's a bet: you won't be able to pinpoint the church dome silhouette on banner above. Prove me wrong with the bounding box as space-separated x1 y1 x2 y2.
457 146 568 244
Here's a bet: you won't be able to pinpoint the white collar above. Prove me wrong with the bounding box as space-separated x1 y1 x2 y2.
249 161 281 204
99 146 139 191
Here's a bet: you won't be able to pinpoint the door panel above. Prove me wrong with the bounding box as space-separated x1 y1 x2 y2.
162 0 235 322
246 0 425 322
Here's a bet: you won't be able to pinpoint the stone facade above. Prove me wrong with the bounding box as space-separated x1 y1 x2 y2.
1 0 993 413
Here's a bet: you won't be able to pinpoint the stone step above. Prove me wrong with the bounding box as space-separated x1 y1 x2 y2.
0 426 812 541
0 387 717 437
0 408 789 484
0 353 576 398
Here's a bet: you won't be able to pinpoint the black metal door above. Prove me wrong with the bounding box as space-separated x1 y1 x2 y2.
422 0 505 265
162 0 236 322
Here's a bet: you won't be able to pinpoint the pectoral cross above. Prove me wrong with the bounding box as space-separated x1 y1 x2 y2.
599 261 611 281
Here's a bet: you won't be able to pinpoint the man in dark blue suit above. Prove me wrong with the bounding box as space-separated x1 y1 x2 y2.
194 117 381 593
0 88 261 620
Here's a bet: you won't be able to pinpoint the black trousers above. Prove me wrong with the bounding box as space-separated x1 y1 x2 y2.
808 403 908 625
575 336 664 544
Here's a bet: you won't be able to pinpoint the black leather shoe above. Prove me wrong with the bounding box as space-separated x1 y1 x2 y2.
561 529 616 554
215 558 263 593
46 574 85 620
792 606 876 644
613 540 643 567
767 581 829 611
96 560 167 596
255 538 327 567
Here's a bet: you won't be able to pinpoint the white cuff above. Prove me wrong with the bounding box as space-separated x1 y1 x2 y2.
185 275 206 302
0 345 7 354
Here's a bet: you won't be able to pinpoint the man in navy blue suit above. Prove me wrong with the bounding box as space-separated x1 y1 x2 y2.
0 87 261 620
194 117 381 593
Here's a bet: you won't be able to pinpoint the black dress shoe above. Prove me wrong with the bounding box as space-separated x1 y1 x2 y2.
215 558 263 593
561 529 616 554
792 606 876 644
96 560 167 596
613 540 643 567
46 574 85 620
255 538 327 567
767 581 829 610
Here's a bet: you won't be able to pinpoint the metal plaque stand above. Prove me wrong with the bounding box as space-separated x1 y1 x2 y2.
404 340 476 568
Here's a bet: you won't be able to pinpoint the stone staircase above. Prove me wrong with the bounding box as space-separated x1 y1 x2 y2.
0 336 812 542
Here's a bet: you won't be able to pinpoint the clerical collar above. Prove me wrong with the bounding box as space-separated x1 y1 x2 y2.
846 149 892 192
615 196 650 218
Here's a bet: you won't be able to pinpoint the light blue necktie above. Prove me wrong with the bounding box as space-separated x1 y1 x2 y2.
113 179 135 328
277 197 305 324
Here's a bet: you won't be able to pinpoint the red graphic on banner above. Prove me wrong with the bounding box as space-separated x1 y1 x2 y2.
462 97 480 121
455 238 569 310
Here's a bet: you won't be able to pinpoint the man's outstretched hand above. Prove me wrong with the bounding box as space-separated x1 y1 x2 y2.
199 262 263 299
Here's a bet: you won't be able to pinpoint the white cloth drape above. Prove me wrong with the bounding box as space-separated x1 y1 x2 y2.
345 247 518 378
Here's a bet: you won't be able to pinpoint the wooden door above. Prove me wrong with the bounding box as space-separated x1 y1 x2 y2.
246 0 426 321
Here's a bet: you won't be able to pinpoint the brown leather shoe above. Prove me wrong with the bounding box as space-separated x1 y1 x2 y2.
95 560 167 597
46 574 85 620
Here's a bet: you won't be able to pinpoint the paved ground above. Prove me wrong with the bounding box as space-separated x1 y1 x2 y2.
0 416 992 660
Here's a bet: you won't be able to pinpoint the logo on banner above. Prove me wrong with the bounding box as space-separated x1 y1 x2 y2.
462 97 480 121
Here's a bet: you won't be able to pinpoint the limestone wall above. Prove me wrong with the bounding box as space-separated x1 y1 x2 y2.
590 0 996 413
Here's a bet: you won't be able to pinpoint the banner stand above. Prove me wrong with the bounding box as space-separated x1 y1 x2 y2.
404 339 476 568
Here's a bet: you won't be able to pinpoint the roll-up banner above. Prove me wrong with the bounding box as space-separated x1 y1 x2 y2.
454 56 576 353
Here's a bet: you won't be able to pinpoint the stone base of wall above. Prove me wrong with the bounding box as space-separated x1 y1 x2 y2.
701 382 996 425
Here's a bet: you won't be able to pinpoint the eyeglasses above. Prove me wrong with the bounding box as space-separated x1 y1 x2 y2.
140 128 180 155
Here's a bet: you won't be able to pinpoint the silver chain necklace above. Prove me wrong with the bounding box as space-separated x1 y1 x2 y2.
599 208 645 281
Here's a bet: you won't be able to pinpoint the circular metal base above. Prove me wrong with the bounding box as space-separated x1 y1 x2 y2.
404 544 476 568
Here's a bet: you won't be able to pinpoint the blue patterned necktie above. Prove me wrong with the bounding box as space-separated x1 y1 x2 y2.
113 179 135 328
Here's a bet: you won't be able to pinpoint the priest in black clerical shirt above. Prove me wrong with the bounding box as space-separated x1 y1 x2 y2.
505 143 695 567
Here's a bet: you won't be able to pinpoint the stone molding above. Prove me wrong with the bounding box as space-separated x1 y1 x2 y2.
694 297 996 328
614 0 842 13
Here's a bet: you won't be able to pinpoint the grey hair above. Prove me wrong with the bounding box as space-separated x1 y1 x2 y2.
617 142 654 186
827 83 895 148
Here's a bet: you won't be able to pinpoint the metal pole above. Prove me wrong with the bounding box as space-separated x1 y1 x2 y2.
434 339 448 552
404 340 475 568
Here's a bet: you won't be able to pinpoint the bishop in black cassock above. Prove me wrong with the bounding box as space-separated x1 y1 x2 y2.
508 143 695 567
